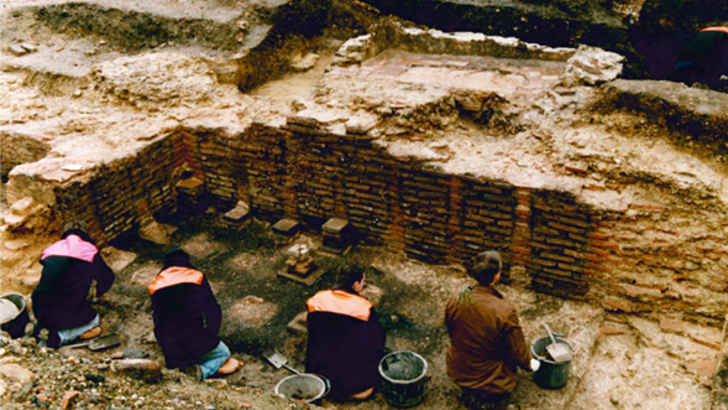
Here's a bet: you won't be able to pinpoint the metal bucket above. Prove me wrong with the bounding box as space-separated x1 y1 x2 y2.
275 373 330 404
0 293 30 339
379 350 429 408
530 336 574 389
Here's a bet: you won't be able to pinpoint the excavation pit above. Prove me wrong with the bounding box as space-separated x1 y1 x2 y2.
2 1 728 409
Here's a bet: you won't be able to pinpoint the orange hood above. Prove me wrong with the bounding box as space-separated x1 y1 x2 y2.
701 26 728 34
148 266 204 295
307 289 372 321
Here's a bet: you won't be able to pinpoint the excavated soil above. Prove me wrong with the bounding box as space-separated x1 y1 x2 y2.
2 214 722 410
2 0 728 409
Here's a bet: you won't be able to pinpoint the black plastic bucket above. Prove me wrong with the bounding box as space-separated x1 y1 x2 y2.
0 293 30 339
378 350 428 407
530 336 574 389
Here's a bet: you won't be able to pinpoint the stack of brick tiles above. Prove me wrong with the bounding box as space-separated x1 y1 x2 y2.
340 140 402 242
528 191 591 297
402 170 451 262
585 201 728 317
228 123 288 221
458 177 517 274
189 131 237 206
584 211 625 284
510 187 534 274
287 120 344 221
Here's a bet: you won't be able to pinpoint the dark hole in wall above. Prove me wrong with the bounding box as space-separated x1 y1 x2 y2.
107 224 144 251
299 214 327 232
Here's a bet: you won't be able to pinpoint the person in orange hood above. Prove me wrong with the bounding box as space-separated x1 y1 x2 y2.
672 26 728 90
149 249 240 381
305 261 385 401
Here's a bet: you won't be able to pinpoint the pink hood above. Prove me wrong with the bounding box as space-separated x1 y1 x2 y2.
41 235 98 263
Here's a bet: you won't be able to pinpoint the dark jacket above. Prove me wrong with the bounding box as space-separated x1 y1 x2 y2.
672 27 728 88
32 234 114 342
149 263 222 370
306 289 385 400
445 285 531 394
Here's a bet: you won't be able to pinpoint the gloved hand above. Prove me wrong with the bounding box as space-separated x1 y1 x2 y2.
530 358 541 372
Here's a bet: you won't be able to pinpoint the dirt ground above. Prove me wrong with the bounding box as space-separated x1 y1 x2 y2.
1 213 720 410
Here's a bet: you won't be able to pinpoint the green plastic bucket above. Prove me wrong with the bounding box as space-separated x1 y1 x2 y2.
378 350 428 408
530 336 574 389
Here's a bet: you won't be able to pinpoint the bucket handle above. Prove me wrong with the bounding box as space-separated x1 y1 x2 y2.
533 332 564 361
323 376 331 397
309 373 331 399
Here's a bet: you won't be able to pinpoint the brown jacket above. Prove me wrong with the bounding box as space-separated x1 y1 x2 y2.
445 285 531 394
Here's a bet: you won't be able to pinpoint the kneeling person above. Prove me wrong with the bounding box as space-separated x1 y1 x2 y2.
671 26 728 89
445 251 536 410
306 261 385 401
32 223 115 348
149 249 240 381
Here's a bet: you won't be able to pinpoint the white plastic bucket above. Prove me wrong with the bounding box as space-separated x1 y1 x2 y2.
274 373 330 404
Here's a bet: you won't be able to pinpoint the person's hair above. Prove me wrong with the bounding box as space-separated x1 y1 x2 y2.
337 261 365 293
472 250 502 286
163 248 195 270
61 220 95 244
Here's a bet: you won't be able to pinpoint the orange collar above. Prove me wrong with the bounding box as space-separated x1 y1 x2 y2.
148 266 204 295
307 290 372 321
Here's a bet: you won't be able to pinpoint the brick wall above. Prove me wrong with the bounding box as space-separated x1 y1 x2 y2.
8 115 727 319
528 191 591 297
458 177 518 274
217 118 593 296
50 134 187 242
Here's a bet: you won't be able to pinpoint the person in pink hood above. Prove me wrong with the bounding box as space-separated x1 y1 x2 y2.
32 222 115 348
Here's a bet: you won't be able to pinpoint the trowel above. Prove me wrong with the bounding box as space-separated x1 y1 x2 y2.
67 333 121 351
263 347 300 374
543 324 572 364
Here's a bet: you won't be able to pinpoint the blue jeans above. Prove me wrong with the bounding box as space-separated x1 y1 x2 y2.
197 341 231 380
58 314 99 346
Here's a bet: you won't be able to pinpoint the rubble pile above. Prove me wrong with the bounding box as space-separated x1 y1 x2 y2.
0 332 263 410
